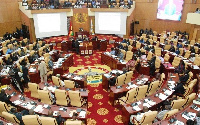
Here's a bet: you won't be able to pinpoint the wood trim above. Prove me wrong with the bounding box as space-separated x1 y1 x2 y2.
192 28 200 40
31 9 71 14
90 8 129 12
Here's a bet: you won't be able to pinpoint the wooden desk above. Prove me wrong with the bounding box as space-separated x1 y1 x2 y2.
161 62 175 80
101 53 126 70
75 31 89 38
79 42 93 56
29 63 40 84
61 74 87 88
53 54 73 75
122 73 179 125
109 75 150 106
5 86 87 124
99 40 107 51
91 40 100 50
138 61 150 76
153 100 199 125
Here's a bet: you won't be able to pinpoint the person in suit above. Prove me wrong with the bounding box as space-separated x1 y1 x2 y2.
33 52 39 61
48 57 54 70
20 48 26 56
0 89 12 105
179 70 189 83
12 53 19 62
9 108 24 125
108 72 120 86
168 45 175 52
149 56 156 77
38 60 47 83
174 60 185 74
56 112 65 125
75 40 80 54
174 81 186 95
6 57 13 65
190 45 195 53
22 65 29 87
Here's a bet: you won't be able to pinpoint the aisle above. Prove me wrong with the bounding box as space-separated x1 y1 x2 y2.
87 84 123 125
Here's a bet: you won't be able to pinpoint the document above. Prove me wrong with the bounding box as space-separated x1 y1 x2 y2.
158 93 168 101
34 105 43 112
79 111 86 118
132 106 141 111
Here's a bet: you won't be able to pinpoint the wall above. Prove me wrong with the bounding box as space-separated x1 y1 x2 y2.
0 0 22 37
72 9 90 33
133 0 200 35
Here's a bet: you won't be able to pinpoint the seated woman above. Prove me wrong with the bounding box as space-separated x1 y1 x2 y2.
126 55 137 71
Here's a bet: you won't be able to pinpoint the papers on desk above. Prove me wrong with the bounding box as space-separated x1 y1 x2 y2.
169 67 175 69
170 75 176 78
193 100 200 105
168 81 175 84
23 102 35 110
143 103 151 108
111 70 123 74
73 76 82 80
144 99 156 107
158 93 168 101
126 84 138 89
13 100 22 105
69 110 77 117
29 68 36 73
120 60 126 64
193 65 199 69
142 78 148 82
104 52 110 55
104 74 111 78
53 111 59 116
132 106 141 111
164 90 174 96
182 112 196 120
47 86 56 92
79 111 86 118
173 120 184 125
34 105 43 112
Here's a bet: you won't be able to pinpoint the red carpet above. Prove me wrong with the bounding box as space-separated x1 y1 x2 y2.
24 43 125 125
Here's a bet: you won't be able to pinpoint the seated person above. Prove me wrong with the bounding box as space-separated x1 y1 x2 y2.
20 48 26 56
139 38 144 43
0 89 12 105
177 42 183 49
119 0 124 6
195 111 200 125
174 81 186 95
148 56 156 77
117 50 124 60
110 48 115 55
123 45 128 51
91 0 96 7
126 56 137 71
168 45 175 52
9 108 24 125
108 72 120 86
21 40 26 47
122 39 127 43
174 60 185 74
149 46 155 53
12 53 19 62
190 45 195 53
130 106 151 124
179 70 189 83
33 52 39 61
56 112 65 125
143 45 150 51
6 57 13 65
155 105 172 121
6 48 13 54
195 8 200 13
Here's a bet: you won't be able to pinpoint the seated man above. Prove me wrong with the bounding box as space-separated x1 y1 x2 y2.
117 50 124 60
6 48 13 54
108 72 120 86
6 57 13 65
0 89 12 105
168 45 175 52
110 48 115 55
130 106 151 124
155 105 172 121
9 108 24 125
179 70 189 83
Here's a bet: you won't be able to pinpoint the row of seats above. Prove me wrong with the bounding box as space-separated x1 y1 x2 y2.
117 73 165 105
1 111 82 125
115 71 133 86
28 82 86 107
132 92 196 125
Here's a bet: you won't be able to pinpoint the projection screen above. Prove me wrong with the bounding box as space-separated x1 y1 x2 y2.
33 12 68 38
95 12 127 35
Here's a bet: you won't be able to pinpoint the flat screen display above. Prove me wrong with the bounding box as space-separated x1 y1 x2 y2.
157 0 184 21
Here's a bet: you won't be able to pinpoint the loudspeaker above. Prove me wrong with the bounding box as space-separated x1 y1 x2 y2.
135 21 139 24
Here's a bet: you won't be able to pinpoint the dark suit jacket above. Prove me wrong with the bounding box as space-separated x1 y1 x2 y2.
56 115 65 125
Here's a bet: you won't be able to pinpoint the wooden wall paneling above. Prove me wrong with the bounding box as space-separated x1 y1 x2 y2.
72 8 90 33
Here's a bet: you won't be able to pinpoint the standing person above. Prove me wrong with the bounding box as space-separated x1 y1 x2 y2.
38 60 47 83
22 65 29 88
75 40 80 54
